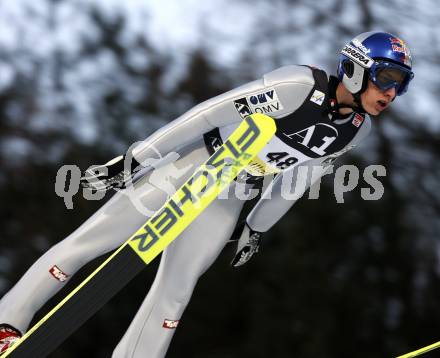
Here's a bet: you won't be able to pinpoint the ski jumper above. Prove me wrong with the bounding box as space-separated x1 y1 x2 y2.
0 65 371 358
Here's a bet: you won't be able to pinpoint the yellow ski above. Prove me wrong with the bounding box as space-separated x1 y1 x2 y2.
4 113 276 358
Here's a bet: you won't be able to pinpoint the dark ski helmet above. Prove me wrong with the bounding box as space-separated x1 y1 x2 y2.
338 31 414 96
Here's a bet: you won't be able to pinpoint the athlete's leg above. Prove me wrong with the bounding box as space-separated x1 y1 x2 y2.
0 143 209 333
112 186 244 358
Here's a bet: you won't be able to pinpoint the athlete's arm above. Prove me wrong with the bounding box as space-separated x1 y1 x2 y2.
246 157 333 232
80 75 269 191
231 118 371 266
229 157 332 267
81 65 318 191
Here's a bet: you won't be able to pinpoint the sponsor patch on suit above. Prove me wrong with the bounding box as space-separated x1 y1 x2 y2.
233 88 284 118
163 319 179 329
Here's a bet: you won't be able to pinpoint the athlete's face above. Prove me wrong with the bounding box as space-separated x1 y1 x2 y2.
360 80 397 116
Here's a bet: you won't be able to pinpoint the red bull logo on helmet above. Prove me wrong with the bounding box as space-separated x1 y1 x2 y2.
389 37 412 67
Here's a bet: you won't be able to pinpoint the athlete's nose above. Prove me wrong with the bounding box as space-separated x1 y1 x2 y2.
384 86 397 99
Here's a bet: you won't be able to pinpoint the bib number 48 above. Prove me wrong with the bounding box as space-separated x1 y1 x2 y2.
266 152 298 169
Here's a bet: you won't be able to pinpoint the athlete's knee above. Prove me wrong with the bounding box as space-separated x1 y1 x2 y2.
44 229 104 271
58 217 121 263
173 289 193 306
162 275 199 306
38 239 84 277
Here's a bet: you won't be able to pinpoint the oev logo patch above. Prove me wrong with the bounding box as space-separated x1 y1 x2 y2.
234 88 284 118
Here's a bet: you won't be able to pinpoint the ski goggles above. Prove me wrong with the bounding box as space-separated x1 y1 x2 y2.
369 61 414 96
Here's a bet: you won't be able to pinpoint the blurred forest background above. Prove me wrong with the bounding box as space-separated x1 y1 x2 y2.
1 0 440 357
